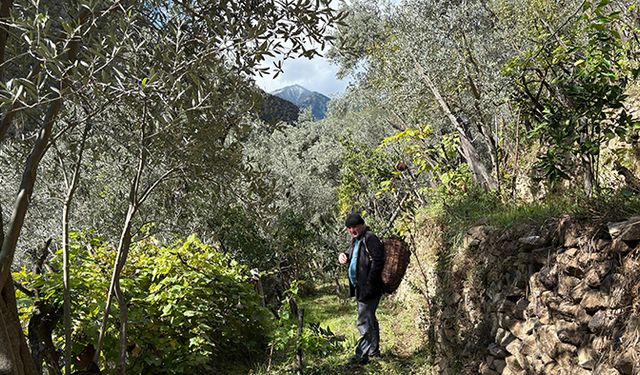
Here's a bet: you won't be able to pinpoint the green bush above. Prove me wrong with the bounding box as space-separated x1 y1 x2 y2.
15 233 271 374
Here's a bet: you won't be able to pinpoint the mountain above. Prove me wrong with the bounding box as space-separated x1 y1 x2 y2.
271 84 330 120
259 92 300 125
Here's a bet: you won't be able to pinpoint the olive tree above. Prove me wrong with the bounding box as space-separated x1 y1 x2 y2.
0 1 342 374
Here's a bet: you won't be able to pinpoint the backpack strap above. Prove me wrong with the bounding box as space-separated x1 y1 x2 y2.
361 232 371 261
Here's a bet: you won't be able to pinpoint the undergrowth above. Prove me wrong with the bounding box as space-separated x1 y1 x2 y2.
423 186 640 243
252 282 433 374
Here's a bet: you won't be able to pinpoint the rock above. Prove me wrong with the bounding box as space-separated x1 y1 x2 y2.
580 290 610 311
510 320 534 340
584 260 613 287
497 328 517 347
536 325 560 358
537 266 558 290
558 276 581 299
498 299 516 313
557 252 585 278
555 301 590 324
467 225 491 242
479 362 499 375
514 298 528 320
594 364 621 375
498 313 516 330
571 281 592 301
556 320 584 346
588 310 617 333
488 342 509 358
619 219 640 243
520 335 538 356
614 348 638 375
557 342 578 356
578 347 595 370
492 359 506 373
519 235 548 249
544 362 559 374
504 356 525 374
608 216 640 242
610 239 632 253
608 274 631 308
540 291 561 310
505 338 521 355
563 223 581 247
564 247 579 257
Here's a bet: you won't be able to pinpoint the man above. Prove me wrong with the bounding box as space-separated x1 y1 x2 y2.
338 212 384 365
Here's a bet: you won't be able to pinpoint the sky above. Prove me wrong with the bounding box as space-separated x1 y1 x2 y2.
253 54 352 98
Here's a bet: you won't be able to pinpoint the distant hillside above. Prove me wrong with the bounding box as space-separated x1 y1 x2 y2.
271 84 330 120
259 92 300 125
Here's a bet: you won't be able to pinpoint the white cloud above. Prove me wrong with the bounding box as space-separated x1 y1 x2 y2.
253 55 351 98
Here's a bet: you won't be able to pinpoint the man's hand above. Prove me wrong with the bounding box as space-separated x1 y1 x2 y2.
338 253 348 265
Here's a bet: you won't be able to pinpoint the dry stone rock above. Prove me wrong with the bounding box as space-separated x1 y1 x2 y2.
563 224 581 247
479 361 499 375
537 266 558 290
510 320 534 340
595 364 621 375
581 289 610 311
564 247 579 257
611 239 632 253
545 362 559 374
496 328 516 347
557 342 578 356
571 280 592 301
487 342 508 358
536 325 561 358
504 356 525 374
608 274 631 308
608 217 640 238
518 235 548 249
467 225 491 242
514 298 528 319
618 217 640 242
520 335 538 356
505 338 521 355
556 320 584 346
557 275 581 299
588 310 617 332
585 260 613 287
557 252 585 277
614 348 638 375
492 359 506 373
577 347 595 370
596 238 611 250
556 301 590 325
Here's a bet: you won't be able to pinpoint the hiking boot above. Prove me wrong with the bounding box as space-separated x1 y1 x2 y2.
368 352 382 362
347 355 369 365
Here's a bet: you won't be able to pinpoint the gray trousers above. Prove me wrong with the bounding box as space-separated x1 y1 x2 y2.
355 296 381 358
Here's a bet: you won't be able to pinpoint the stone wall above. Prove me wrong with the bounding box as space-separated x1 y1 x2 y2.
413 215 640 374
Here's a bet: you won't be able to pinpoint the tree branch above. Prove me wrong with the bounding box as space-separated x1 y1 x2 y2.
12 280 34 297
0 0 13 82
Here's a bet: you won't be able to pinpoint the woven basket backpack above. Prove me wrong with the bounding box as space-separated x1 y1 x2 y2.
363 236 410 294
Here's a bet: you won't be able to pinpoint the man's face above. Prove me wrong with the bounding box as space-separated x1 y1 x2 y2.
346 224 364 238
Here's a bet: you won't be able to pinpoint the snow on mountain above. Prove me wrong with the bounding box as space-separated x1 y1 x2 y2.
271 85 330 120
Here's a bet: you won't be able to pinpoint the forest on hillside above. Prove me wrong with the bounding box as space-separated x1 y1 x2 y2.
1 0 639 374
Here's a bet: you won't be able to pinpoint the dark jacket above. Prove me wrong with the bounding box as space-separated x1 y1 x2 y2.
346 228 384 302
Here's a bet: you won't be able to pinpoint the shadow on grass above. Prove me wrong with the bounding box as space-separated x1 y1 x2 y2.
301 349 433 375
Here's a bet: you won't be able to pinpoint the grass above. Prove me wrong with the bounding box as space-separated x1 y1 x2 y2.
422 186 640 243
253 283 433 374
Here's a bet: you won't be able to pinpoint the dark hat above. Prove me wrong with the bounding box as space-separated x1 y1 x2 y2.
345 212 365 228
